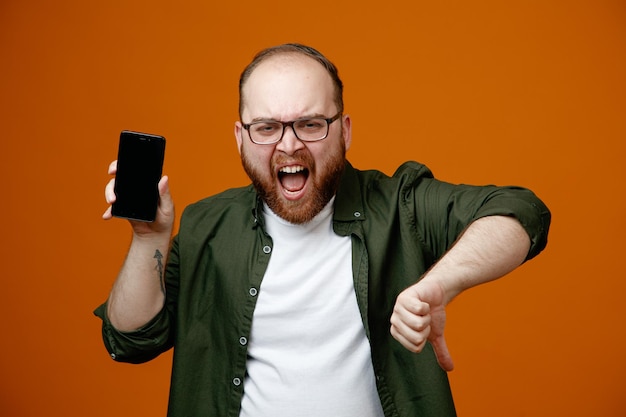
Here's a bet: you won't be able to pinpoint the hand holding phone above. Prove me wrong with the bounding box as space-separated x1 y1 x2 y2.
111 130 166 222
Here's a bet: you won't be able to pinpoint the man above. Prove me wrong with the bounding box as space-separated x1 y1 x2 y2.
96 44 550 417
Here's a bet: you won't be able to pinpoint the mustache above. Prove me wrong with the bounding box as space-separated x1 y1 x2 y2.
272 150 315 172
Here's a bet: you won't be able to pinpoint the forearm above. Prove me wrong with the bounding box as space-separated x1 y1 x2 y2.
422 215 531 304
107 232 171 332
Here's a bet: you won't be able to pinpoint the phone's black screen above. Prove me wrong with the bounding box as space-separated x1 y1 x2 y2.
111 131 166 222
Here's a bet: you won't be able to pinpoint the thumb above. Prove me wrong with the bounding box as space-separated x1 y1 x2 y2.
158 175 170 197
158 176 173 210
430 334 454 372
155 175 175 225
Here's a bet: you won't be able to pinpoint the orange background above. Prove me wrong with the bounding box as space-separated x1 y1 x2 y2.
2 1 625 416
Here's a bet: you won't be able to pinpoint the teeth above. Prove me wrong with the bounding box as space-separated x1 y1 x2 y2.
279 165 305 174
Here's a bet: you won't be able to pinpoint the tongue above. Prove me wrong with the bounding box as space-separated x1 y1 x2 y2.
281 172 307 192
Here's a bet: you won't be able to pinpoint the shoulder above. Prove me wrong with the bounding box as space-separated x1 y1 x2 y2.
391 161 434 181
180 185 257 227
334 161 437 221
345 160 436 193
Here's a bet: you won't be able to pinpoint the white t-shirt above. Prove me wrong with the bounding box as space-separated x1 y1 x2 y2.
239 199 384 417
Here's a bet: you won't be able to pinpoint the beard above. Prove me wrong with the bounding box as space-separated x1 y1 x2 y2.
241 140 346 224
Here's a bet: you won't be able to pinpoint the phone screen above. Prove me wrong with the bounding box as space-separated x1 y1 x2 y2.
111 130 166 222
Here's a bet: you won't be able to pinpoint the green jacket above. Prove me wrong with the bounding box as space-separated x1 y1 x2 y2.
95 161 550 417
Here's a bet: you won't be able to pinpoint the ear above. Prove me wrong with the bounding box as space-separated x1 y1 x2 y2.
341 114 352 151
234 121 244 155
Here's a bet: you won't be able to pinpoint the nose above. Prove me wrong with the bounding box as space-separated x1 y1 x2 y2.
275 124 305 155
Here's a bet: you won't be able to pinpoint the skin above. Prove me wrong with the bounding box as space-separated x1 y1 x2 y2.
102 50 532 373
234 54 352 224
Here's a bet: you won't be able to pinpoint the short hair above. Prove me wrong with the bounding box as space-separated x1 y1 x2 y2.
238 43 344 118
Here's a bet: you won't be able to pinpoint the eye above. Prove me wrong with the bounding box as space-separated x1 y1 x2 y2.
252 122 281 136
296 119 325 131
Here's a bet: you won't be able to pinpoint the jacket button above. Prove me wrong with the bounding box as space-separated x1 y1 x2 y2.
233 377 242 386
249 287 258 297
239 337 248 346
263 245 271 254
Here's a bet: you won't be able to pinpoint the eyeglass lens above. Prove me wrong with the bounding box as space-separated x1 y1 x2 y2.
249 118 329 144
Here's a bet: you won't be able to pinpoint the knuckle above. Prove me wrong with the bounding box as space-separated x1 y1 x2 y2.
406 332 425 347
407 341 424 353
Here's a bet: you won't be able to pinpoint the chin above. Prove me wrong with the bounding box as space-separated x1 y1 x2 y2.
269 196 326 224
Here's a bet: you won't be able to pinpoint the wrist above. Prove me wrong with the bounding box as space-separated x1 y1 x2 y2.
418 270 463 306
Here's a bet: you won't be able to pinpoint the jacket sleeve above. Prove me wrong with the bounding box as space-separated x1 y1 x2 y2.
93 236 180 364
93 302 173 364
400 162 551 262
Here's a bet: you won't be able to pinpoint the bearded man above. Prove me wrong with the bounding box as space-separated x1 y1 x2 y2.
96 43 551 417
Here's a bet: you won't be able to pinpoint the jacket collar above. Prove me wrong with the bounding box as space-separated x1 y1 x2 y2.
333 160 365 223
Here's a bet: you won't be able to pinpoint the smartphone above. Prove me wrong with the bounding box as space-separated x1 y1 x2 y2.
111 130 166 222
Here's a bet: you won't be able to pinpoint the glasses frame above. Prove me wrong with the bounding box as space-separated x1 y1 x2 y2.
242 112 342 145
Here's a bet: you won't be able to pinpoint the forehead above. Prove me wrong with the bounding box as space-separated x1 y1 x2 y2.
241 54 336 119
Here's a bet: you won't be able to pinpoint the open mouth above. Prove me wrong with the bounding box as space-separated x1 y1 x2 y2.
278 165 309 197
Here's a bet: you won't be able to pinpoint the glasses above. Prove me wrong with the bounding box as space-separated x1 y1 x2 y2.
242 112 342 145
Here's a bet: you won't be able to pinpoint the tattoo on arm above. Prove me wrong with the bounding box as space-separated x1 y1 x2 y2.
154 249 165 294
